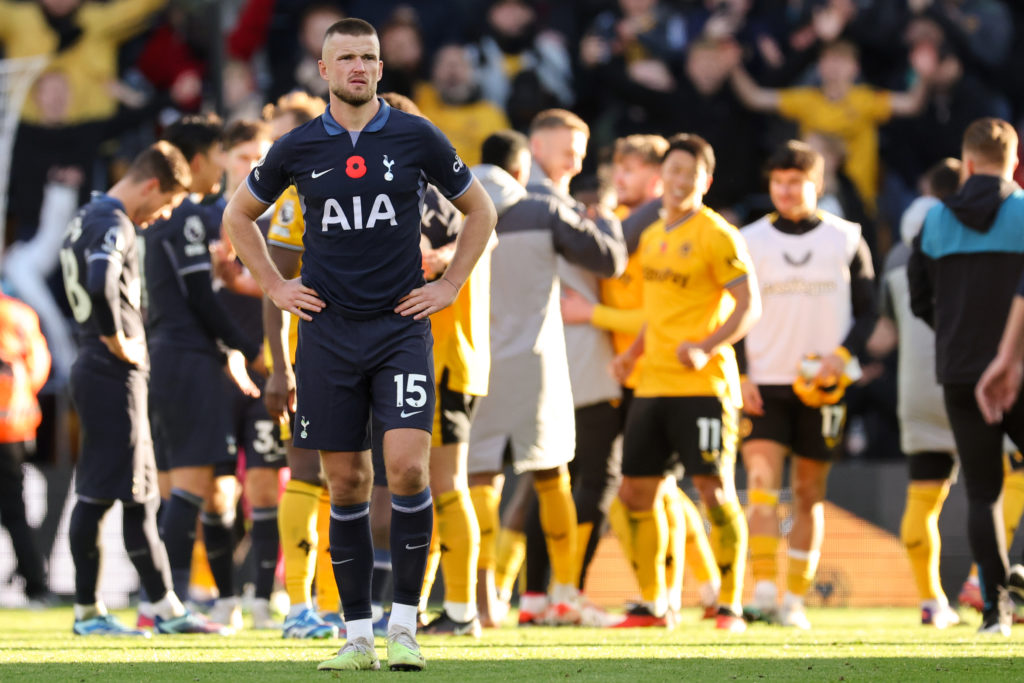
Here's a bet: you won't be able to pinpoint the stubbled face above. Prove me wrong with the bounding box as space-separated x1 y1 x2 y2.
612 153 661 208
531 127 587 183
769 168 819 220
320 32 382 106
660 149 709 211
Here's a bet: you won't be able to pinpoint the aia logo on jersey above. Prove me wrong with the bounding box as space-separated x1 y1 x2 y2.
346 155 367 179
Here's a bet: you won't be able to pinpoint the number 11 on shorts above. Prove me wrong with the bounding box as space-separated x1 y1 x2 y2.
394 373 428 408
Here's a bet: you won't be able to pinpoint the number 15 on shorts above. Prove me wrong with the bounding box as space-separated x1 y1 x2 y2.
394 373 428 409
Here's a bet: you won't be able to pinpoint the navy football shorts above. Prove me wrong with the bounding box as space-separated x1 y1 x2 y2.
294 310 435 452
71 352 157 503
228 373 287 469
149 346 235 469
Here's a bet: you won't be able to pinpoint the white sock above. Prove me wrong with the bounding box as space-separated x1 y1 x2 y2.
153 592 187 619
288 602 311 619
519 592 548 616
137 601 153 617
74 602 105 621
444 600 476 623
389 602 419 635
346 618 373 642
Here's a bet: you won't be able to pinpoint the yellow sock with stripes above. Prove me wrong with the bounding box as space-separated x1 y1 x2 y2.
661 488 684 609
900 482 949 602
785 548 820 598
708 500 748 610
629 506 669 609
278 479 322 607
436 489 480 606
747 488 780 587
494 528 526 602
676 489 720 590
315 488 340 613
469 485 500 571
534 470 578 587
608 496 635 568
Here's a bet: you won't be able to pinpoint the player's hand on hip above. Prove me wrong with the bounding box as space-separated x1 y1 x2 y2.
396 277 459 320
676 342 709 370
225 350 261 398
268 277 324 322
975 354 1023 425
265 369 296 419
100 332 146 365
741 379 764 416
560 286 594 325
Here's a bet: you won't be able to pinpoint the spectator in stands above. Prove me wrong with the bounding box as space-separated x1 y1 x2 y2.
575 0 689 147
414 44 510 168
377 9 427 99
882 19 1009 224
467 0 574 131
295 4 347 99
731 39 930 214
0 0 166 124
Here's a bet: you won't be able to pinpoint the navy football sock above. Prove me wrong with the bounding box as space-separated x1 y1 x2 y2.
160 488 203 600
330 502 374 621
201 509 237 599
69 499 113 607
371 548 393 606
390 488 433 608
123 497 172 602
251 506 280 600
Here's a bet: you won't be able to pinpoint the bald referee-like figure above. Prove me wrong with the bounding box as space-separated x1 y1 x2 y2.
222 18 496 672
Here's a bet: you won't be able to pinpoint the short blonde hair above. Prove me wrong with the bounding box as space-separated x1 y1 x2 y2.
529 108 589 139
262 91 326 126
613 135 669 167
962 117 1018 167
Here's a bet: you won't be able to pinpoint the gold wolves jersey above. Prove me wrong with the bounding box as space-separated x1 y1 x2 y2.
636 206 750 400
266 185 304 365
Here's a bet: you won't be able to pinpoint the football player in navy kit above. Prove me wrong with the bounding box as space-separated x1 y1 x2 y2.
61 142 222 636
144 115 262 633
223 18 497 672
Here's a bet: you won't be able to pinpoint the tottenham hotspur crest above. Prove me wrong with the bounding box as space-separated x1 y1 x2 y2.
383 154 395 181
300 417 310 439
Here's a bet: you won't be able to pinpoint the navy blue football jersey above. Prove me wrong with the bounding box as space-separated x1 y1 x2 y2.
246 99 473 318
142 197 224 355
60 194 145 354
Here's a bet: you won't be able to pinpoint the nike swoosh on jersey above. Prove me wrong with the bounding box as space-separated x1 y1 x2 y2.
400 410 423 418
405 542 429 551
332 557 355 565
311 168 334 178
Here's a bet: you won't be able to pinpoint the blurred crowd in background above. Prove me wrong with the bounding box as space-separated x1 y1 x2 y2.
3 0 1024 464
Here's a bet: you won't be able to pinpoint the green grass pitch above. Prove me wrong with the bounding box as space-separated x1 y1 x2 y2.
1 607 1021 681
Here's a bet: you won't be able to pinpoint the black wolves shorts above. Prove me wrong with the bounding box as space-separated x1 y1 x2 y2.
294 311 434 452
71 353 157 503
743 385 846 462
149 346 235 470
621 395 737 479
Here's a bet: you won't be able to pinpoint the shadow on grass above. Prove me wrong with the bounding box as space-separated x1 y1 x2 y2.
1 657 1018 681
